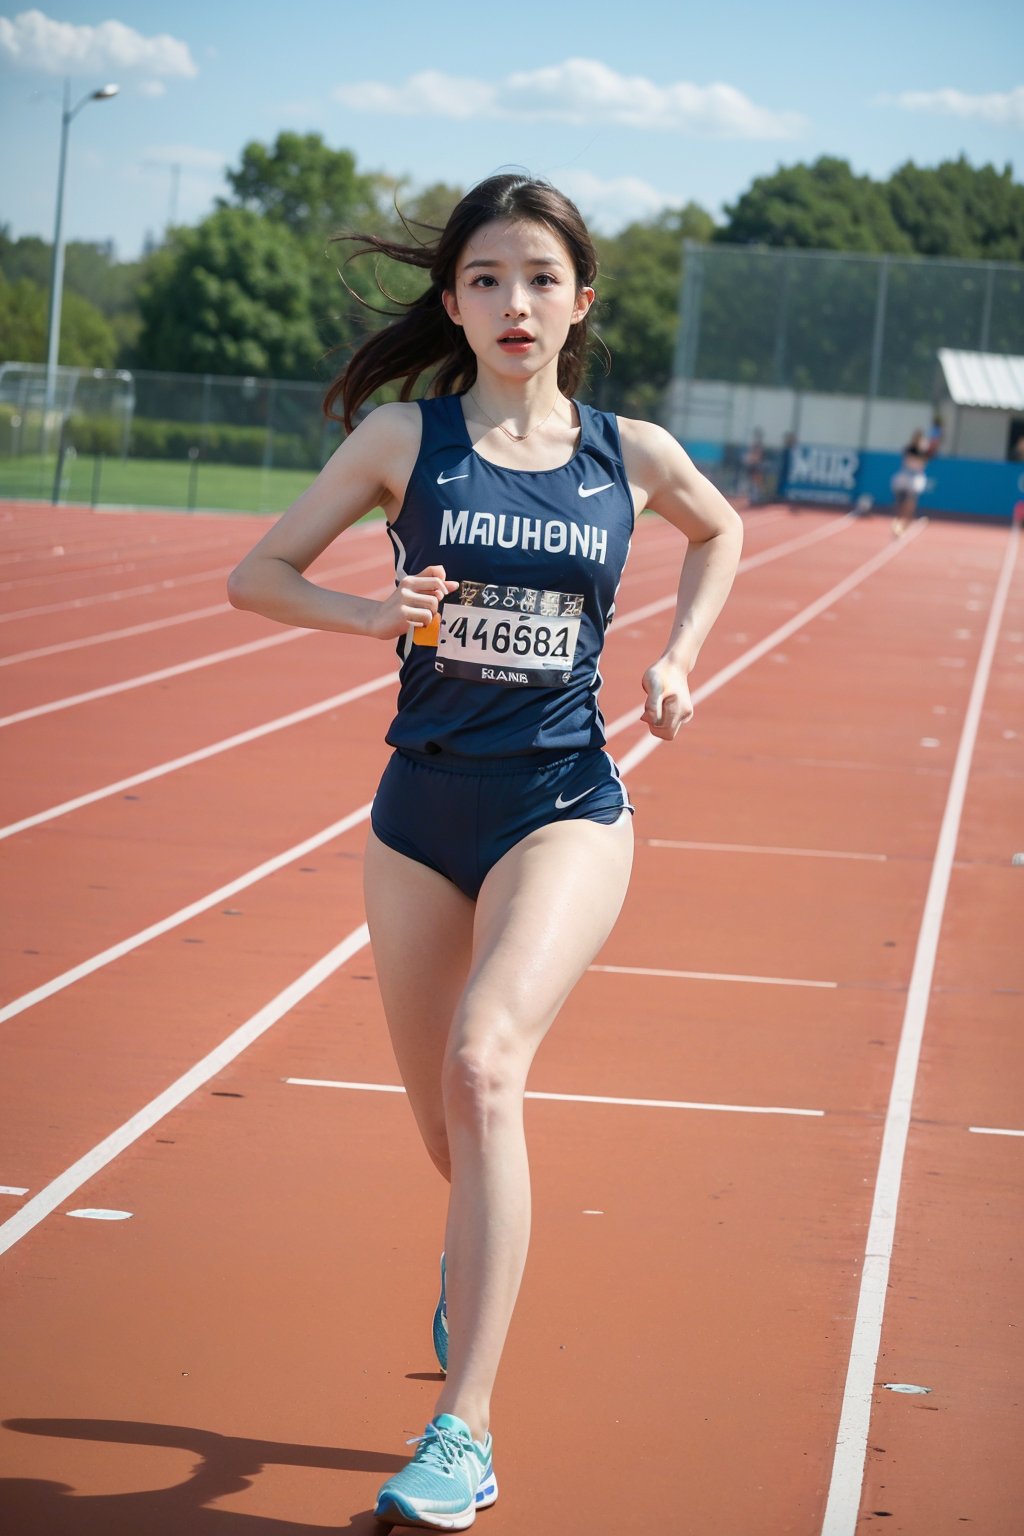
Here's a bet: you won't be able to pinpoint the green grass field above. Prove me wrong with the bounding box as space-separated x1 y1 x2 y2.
0 453 321 515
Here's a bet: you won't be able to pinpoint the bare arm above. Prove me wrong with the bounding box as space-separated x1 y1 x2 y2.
620 418 744 738
226 402 455 640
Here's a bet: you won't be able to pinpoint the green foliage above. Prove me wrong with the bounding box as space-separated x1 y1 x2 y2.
718 156 914 254
886 158 1024 261
133 206 322 378
592 204 715 416
0 270 117 368
0 228 143 364
224 131 384 240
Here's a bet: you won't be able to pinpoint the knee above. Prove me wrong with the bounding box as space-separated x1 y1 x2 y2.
443 1030 525 1135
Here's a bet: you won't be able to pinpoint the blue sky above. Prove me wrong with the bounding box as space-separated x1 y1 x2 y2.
0 0 1020 259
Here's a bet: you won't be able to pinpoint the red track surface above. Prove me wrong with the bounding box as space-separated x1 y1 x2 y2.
0 499 1021 1535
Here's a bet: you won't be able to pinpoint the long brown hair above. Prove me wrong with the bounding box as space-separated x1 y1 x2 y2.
324 173 600 432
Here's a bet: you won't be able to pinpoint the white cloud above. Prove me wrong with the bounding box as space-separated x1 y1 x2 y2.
884 85 1024 129
556 170 682 233
334 57 805 139
0 9 197 79
138 80 167 98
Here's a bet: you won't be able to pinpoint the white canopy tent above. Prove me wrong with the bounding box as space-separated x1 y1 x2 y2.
937 349 1024 459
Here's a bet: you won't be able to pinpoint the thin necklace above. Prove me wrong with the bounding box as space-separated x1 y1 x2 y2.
467 391 560 443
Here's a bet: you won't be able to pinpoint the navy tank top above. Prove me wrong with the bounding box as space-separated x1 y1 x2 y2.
384 393 634 758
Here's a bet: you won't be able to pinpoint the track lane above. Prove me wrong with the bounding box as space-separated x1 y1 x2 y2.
2 512 1018 1533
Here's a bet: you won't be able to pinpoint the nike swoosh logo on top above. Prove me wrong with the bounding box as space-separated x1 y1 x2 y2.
437 471 470 485
578 482 614 498
555 786 599 810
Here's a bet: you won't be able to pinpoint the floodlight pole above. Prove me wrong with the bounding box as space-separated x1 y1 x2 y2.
43 79 119 418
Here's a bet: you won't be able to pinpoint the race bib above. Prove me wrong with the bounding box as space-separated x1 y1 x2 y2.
434 581 583 687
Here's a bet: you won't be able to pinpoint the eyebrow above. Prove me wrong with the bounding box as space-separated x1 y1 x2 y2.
462 255 567 271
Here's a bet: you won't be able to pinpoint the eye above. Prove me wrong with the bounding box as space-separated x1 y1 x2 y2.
533 273 558 286
469 274 498 287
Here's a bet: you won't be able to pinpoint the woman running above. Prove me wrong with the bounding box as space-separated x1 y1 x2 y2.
227 173 743 1530
890 428 930 537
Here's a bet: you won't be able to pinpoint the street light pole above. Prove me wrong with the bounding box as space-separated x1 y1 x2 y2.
43 78 119 418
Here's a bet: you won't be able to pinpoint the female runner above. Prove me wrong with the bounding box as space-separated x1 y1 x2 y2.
228 173 743 1530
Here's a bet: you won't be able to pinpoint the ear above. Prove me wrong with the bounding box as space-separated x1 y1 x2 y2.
441 289 463 328
571 286 595 325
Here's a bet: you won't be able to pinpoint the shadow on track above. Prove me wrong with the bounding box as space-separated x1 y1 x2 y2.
1 1417 404 1533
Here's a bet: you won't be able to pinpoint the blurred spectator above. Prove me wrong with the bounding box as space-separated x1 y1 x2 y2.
741 428 766 505
891 429 930 537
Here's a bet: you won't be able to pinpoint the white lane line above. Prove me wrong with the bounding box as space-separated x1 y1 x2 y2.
0 803 372 1023
0 600 231 664
0 552 388 666
0 535 239 592
0 531 877 1000
616 520 928 779
969 1126 1024 1138
66 1208 132 1221
589 963 837 989
0 522 824 835
0 521 862 1246
2 683 650 998
611 513 853 631
0 563 237 625
0 673 398 842
0 576 398 729
0 514 798 721
645 839 887 863
0 508 832 727
0 1185 29 1196
820 519 1019 1536
0 629 308 727
0 516 380 624
0 924 370 1257
284 1078 825 1118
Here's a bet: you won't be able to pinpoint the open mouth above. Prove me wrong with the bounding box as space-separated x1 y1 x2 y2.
498 330 534 347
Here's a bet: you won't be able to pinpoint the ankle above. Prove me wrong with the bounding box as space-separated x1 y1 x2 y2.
435 1401 489 1444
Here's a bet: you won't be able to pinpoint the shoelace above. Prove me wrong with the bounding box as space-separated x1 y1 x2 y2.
407 1422 468 1474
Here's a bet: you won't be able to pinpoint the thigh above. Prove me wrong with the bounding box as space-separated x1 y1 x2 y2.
363 830 475 1129
453 812 634 1067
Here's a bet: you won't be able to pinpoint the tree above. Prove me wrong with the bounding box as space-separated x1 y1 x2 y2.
0 271 117 368
591 203 715 417
0 229 143 362
134 207 320 378
887 158 1024 261
718 157 914 254
224 132 383 242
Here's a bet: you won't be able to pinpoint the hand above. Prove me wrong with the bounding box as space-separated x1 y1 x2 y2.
641 660 693 740
370 564 458 640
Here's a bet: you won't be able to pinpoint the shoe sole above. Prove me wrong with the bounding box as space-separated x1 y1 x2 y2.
375 1471 497 1530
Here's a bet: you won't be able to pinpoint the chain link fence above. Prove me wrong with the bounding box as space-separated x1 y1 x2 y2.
669 244 1024 495
0 362 343 512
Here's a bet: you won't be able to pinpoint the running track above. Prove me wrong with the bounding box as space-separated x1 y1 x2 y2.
0 498 1021 1534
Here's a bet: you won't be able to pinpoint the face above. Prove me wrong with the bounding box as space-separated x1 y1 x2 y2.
442 218 594 379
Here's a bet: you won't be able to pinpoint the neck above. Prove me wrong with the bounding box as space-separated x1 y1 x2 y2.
467 378 566 442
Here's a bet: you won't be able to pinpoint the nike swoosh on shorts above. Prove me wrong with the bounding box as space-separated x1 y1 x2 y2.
437 471 470 484
555 786 599 810
578 482 613 498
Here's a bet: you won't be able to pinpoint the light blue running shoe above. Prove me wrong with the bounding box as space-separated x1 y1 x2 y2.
432 1252 448 1376
374 1412 497 1530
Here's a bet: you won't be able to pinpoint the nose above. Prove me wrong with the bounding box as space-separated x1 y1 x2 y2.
503 282 530 318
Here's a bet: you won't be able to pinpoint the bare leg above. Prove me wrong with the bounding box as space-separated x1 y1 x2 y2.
363 830 475 1179
435 813 634 1440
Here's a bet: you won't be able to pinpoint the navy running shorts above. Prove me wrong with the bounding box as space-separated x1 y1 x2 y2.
370 747 633 900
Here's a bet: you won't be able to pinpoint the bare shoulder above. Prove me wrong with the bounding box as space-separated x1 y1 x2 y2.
341 400 422 503
616 416 696 491
615 414 739 541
